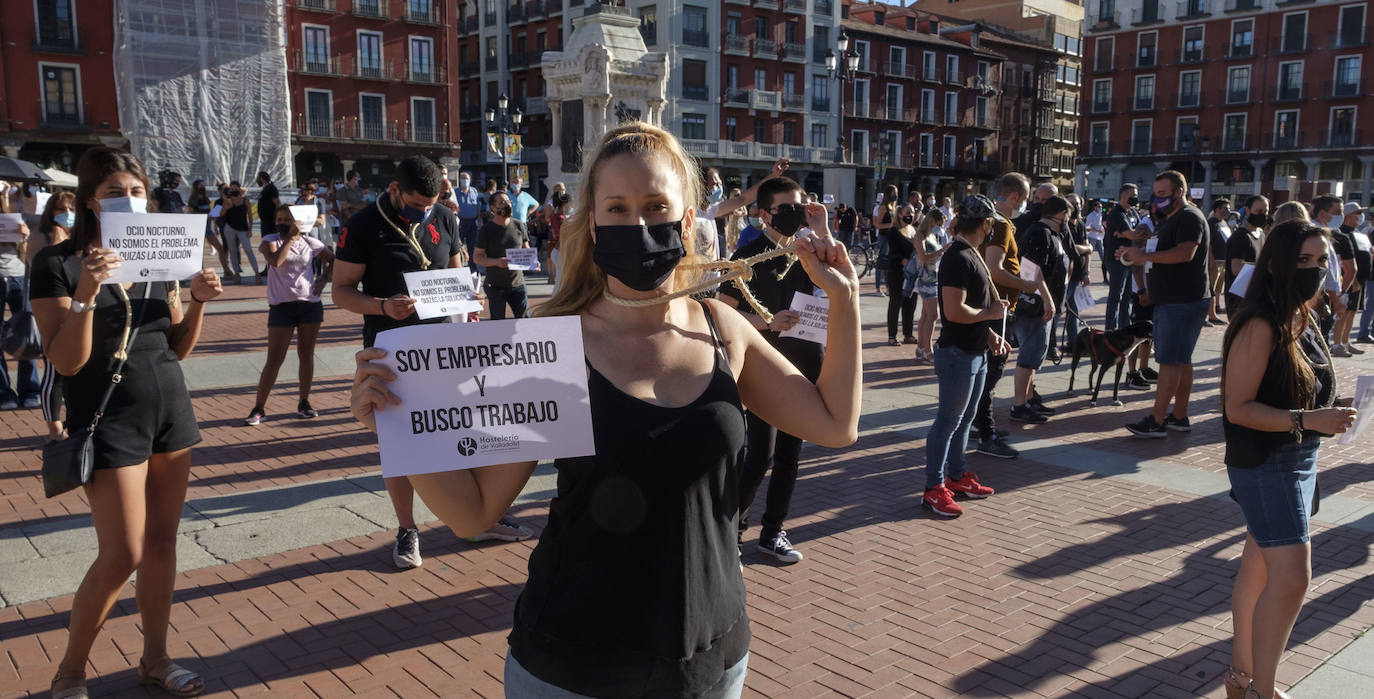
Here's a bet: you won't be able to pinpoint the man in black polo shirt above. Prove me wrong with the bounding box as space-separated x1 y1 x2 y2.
1119 170 1211 437
1103 184 1141 330
333 156 530 569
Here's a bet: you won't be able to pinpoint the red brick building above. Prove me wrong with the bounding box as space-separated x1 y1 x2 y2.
0 0 122 169
1077 0 1374 204
285 0 461 187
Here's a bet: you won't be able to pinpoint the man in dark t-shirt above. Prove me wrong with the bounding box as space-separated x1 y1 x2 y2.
1103 184 1141 330
255 171 279 238
1118 171 1210 437
473 191 534 320
1225 196 1267 314
1206 199 1231 322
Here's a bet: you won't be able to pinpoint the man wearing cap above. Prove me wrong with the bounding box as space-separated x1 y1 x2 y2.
1334 201 1369 354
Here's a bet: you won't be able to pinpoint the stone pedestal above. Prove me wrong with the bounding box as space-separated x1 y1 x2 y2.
540 4 668 195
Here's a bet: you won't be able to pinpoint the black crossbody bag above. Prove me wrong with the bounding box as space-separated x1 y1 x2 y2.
41 283 151 498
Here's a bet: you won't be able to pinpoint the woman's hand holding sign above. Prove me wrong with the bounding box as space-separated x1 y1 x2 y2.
76 248 122 301
351 347 400 432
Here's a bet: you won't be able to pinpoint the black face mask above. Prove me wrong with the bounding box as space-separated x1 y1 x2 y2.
769 204 806 237
1248 213 1268 228
1294 266 1325 301
1127 196 1140 207
276 223 294 236
902 214 915 225
593 220 686 291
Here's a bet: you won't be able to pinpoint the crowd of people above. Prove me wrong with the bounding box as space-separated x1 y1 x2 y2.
1 127 1369 698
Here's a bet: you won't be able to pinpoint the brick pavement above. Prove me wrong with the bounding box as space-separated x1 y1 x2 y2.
0 279 1371 697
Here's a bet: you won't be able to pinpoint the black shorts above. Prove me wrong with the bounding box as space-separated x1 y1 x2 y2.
1347 285 1366 312
67 347 202 470
267 300 324 328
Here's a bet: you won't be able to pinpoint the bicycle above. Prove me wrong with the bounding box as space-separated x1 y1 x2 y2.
847 228 880 279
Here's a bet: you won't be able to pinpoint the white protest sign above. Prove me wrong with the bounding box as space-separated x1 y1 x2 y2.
506 247 539 271
404 267 483 320
99 213 207 284
29 192 51 216
823 193 835 204
1019 257 1042 285
1229 263 1255 298
288 205 319 229
780 292 829 346
372 318 595 476
1339 374 1374 445
0 214 24 243
1073 284 1096 312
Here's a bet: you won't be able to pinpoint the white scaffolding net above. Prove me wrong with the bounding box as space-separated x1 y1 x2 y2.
113 0 293 185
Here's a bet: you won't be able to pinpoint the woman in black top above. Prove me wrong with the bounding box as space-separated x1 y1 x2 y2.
28 191 77 443
885 204 918 346
186 178 228 278
1219 220 1357 699
351 122 862 697
30 147 221 699
874 184 898 297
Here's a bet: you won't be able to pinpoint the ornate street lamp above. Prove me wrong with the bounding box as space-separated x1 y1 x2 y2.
486 94 523 183
827 28 861 164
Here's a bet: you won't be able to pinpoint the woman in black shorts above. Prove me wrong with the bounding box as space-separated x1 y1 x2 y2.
30 147 221 698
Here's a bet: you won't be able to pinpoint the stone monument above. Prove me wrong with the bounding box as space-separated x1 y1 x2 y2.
540 2 668 194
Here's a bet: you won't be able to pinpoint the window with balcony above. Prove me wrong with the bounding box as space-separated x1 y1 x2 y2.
357 31 382 77
920 89 935 123
922 51 936 80
755 119 767 143
1131 120 1152 153
1274 110 1298 148
812 75 830 110
1223 114 1246 150
1280 12 1306 53
1329 107 1355 146
889 46 906 76
886 84 902 120
1090 123 1109 156
638 7 656 46
811 123 828 148
1179 70 1201 107
1134 75 1154 110
358 93 384 140
1176 118 1199 151
727 65 739 90
1334 56 1361 96
944 91 958 124
682 60 708 101
683 6 708 47
410 37 433 81
306 89 332 137
919 133 934 166
1231 19 1253 57
945 55 959 84
812 26 829 63
40 64 80 125
1181 26 1204 62
1338 5 1365 47
783 121 796 145
725 117 737 141
36 0 77 50
784 72 797 98
1277 61 1302 100
1094 36 1115 71
1097 0 1117 24
303 26 329 73
1137 31 1157 67
359 0 383 17
682 113 706 140
1181 0 1207 17
754 17 768 39
726 12 741 38
941 134 957 168
1227 65 1249 103
1092 79 1111 112
755 68 768 91
411 97 435 142
1136 0 1161 24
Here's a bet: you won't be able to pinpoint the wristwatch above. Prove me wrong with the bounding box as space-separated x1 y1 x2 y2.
70 299 96 314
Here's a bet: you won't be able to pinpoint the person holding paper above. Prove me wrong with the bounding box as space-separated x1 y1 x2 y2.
219 183 261 284
1104 184 1142 331
186 179 229 279
1218 219 1358 699
912 208 950 364
1008 195 1066 424
718 176 823 564
1227 196 1269 316
473 191 535 320
28 191 77 441
333 156 525 569
350 122 861 697
0 199 37 411
29 146 222 699
242 208 334 425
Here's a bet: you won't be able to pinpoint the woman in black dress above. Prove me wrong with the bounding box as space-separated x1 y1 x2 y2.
351 122 862 697
31 147 222 698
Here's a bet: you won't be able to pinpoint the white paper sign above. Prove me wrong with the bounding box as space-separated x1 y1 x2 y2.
289 205 319 229
1073 284 1096 311
780 292 829 346
823 193 835 204
1339 374 1374 445
404 267 484 320
506 247 539 271
1229 263 1255 298
1019 257 1042 285
0 214 24 243
99 213 207 284
28 192 51 216
372 318 595 477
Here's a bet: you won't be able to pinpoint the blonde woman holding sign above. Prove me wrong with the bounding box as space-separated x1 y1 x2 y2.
351 122 861 697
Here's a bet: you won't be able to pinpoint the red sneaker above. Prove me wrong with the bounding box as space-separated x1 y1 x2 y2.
947 472 994 499
922 485 963 517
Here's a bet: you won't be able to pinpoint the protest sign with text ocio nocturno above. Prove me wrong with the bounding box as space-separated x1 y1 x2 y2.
99 213 207 284
404 267 484 320
505 247 539 271
371 317 595 477
0 214 25 243
780 291 830 346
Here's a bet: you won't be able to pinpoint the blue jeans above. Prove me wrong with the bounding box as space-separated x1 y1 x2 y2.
504 652 749 698
1360 281 1374 339
1105 259 1133 331
926 346 988 490
459 218 480 274
0 276 39 402
484 284 528 320
875 235 889 292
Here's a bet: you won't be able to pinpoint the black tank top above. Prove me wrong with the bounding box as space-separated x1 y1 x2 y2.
1223 315 1335 468
508 301 751 697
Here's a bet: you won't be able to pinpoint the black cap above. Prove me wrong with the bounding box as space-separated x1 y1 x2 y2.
957 194 996 220
1211 198 1230 211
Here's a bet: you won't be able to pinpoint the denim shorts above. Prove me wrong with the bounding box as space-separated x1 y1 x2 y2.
1012 314 1050 370
504 651 749 698
1227 438 1319 548
1153 298 1209 364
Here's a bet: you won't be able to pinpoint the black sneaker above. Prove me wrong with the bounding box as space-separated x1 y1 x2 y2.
758 531 803 564
975 428 1012 443
296 401 319 419
1126 415 1167 438
1140 366 1159 382
1163 415 1192 432
1009 405 1049 424
976 437 1019 459
1125 371 1151 390
1046 349 1062 365
243 407 266 426
1356 335 1374 344
1028 399 1057 416
393 527 421 569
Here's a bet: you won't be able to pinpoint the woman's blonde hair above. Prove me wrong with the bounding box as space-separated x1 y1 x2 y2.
914 207 945 242
1271 201 1310 226
535 121 705 318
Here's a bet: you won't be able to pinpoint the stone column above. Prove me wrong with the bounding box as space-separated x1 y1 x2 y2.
1360 156 1374 205
1299 157 1321 184
341 159 356 176
1202 161 1216 202
1250 159 1270 196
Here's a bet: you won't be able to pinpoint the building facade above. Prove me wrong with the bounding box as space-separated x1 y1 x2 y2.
0 0 122 169
286 0 461 187
1077 0 1374 204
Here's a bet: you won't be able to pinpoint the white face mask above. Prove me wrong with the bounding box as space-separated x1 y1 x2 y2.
97 196 148 214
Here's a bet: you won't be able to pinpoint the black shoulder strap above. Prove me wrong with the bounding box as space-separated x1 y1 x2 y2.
697 299 730 369
86 283 152 433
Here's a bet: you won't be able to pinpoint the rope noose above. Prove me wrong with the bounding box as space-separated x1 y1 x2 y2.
602 244 799 324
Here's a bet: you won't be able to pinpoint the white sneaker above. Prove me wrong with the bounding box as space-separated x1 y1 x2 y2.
393 528 421 569
463 517 534 542
757 531 804 564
